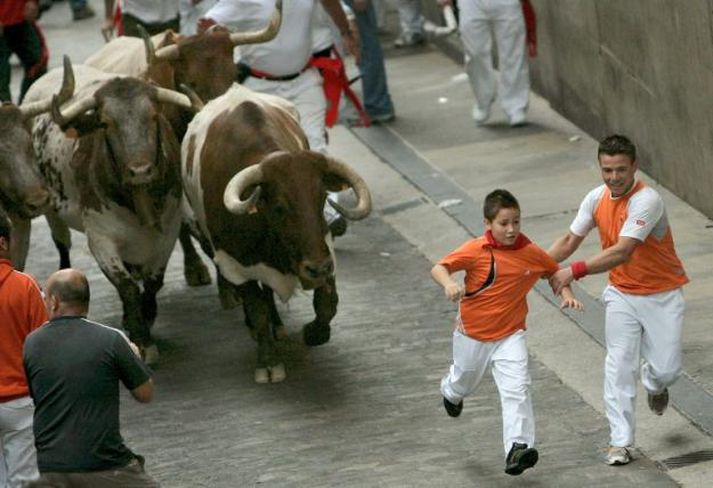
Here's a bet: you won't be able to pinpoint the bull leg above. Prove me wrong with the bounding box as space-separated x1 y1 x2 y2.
304 277 338 347
238 280 285 383
179 222 211 287
45 212 71 269
263 286 287 340
8 214 30 271
141 272 165 328
85 233 156 364
218 271 240 310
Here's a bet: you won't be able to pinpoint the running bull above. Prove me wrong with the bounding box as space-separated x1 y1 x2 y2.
182 84 371 383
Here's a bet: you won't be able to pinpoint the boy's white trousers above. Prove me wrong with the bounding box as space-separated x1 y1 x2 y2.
458 0 529 119
602 285 685 447
0 396 39 488
441 329 534 455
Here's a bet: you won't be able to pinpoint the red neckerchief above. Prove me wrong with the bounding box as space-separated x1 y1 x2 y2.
484 230 531 250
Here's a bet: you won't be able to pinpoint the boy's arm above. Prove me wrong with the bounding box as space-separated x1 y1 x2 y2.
556 283 584 311
431 264 464 302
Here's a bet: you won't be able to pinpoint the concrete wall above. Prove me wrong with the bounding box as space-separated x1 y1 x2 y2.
425 1 713 218
529 0 713 218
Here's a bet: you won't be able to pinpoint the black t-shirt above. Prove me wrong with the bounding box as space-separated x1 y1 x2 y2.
23 316 151 472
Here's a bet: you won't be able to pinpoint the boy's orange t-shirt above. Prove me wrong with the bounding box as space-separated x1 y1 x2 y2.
438 233 558 342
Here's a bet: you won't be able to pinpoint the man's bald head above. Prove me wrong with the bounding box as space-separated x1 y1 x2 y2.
45 269 90 317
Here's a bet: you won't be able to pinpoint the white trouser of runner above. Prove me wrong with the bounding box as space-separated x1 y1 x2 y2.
395 0 424 35
242 68 345 224
458 0 529 119
441 329 534 456
602 285 685 447
0 396 39 488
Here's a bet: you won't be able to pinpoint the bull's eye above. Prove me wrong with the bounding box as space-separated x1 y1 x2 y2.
271 203 288 220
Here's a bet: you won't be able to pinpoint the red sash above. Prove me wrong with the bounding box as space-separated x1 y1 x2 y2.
522 0 537 57
310 48 370 128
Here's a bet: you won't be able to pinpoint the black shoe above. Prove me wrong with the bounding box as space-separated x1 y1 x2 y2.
443 397 463 417
328 217 347 237
647 388 669 416
505 443 538 476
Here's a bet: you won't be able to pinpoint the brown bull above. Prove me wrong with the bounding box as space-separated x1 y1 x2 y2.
85 0 283 291
182 85 371 383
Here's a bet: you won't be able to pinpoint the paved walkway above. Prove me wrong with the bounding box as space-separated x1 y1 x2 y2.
11 1 712 486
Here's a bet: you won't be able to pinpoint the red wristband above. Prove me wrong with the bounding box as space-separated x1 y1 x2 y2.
571 261 588 280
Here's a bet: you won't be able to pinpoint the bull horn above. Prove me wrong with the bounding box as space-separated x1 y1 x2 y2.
179 84 205 111
51 92 97 128
20 55 75 119
154 87 193 110
137 25 156 65
153 35 180 62
229 0 282 46
324 157 372 221
223 164 264 215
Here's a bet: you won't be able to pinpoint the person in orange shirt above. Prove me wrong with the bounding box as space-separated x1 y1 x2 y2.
432 189 582 476
548 134 688 466
0 212 48 488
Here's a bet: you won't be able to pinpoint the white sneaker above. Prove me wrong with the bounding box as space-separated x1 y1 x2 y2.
509 110 527 127
605 446 631 465
472 104 490 125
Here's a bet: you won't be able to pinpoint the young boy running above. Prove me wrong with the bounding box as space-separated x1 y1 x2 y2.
431 189 582 476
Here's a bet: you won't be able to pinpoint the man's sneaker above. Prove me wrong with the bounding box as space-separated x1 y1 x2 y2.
369 112 395 124
504 443 538 475
72 5 96 21
394 32 426 48
648 388 669 416
472 104 490 125
605 446 631 465
508 110 528 127
442 396 463 417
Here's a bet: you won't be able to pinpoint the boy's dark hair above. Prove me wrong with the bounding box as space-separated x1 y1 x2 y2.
0 210 11 241
483 189 520 221
598 134 636 162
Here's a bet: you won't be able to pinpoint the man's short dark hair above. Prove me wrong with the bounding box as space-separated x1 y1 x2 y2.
48 275 91 306
483 189 520 221
598 134 636 162
0 210 11 241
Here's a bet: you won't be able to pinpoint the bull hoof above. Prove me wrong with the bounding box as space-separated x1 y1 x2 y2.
143 344 159 366
303 322 331 347
185 262 212 287
254 364 286 383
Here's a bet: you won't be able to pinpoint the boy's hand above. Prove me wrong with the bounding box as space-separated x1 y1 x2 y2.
444 282 464 302
560 296 584 311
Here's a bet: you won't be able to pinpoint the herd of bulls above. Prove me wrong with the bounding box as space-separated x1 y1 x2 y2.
0 0 372 384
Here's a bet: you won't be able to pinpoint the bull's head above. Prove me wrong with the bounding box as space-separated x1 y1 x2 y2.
142 0 283 102
50 78 197 228
0 56 74 219
223 151 371 289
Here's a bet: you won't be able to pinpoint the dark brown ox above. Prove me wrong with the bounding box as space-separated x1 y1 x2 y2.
85 0 283 291
1 58 74 269
182 85 371 383
28 68 197 364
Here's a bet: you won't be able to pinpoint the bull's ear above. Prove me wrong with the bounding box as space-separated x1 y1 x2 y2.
60 110 101 138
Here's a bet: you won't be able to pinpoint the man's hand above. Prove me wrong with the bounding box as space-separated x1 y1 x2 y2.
549 267 574 296
342 31 361 64
101 18 115 42
25 0 40 21
560 296 584 311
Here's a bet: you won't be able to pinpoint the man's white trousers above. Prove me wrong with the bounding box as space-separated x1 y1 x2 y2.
602 285 685 447
0 396 39 488
458 0 529 119
441 329 534 455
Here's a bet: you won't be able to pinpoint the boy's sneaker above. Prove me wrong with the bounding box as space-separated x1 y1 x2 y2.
647 388 669 416
504 443 538 475
442 397 463 417
472 104 491 125
605 446 631 465
394 32 426 48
